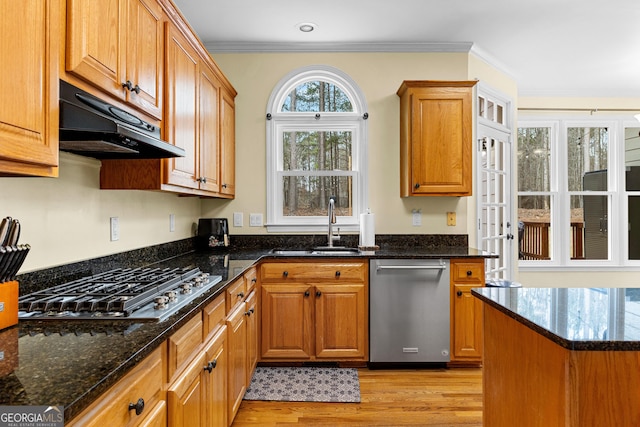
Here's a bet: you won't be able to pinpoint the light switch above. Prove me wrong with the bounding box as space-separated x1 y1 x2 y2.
233 212 243 227
249 213 263 227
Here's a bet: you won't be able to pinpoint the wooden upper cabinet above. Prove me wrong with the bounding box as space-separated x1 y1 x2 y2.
125 0 164 119
65 0 163 120
198 59 221 194
0 0 59 177
219 89 236 197
398 81 477 197
164 22 199 189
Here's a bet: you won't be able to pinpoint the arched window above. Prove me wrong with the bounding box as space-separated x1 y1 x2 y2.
266 65 368 232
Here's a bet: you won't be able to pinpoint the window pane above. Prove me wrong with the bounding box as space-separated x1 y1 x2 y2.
567 127 608 191
572 194 608 260
281 81 353 112
283 131 352 171
283 176 353 217
518 195 551 260
624 127 640 191
629 196 640 260
517 127 550 191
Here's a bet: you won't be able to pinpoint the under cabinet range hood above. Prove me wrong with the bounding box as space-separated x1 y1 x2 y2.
58 80 185 159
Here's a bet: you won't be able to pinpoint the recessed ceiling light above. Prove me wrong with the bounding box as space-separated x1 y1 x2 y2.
297 23 316 33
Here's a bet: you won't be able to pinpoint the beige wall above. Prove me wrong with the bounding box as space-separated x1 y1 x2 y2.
202 51 517 247
0 153 201 272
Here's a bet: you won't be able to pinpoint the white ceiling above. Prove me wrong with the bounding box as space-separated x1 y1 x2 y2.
172 0 640 98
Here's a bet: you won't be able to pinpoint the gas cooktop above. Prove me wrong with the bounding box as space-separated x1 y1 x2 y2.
18 267 222 322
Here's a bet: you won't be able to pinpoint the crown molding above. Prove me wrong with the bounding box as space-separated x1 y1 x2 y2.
205 41 474 53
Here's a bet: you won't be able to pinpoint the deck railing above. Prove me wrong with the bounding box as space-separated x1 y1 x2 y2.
519 221 585 260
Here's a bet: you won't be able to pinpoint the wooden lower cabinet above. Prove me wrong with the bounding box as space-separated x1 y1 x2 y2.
226 301 247 423
449 258 485 364
167 326 227 427
260 260 368 362
67 345 166 427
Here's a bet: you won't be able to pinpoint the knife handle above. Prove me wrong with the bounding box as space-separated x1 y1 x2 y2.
0 217 11 246
6 219 20 246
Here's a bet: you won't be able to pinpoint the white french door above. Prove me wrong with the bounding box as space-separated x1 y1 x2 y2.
476 87 514 280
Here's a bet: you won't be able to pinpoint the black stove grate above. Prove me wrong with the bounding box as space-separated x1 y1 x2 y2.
18 267 202 316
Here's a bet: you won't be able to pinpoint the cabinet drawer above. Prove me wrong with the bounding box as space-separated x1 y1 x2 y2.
203 292 226 341
225 276 247 314
168 314 203 383
451 260 484 283
67 345 165 427
244 267 258 294
261 262 367 282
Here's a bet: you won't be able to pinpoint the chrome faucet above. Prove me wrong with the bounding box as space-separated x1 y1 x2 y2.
327 196 340 247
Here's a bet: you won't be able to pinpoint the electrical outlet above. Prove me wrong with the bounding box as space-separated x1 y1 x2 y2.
412 211 421 226
169 214 175 232
447 212 456 226
233 212 243 227
249 213 263 227
110 217 119 241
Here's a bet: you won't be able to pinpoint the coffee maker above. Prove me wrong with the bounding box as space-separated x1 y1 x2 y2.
197 218 229 250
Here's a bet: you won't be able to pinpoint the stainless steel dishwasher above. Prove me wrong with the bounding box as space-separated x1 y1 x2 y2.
369 258 450 363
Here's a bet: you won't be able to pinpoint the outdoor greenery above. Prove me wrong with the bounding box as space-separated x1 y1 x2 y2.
281 81 354 216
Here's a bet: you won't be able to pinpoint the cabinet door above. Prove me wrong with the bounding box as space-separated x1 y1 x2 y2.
219 89 236 197
127 0 163 119
410 87 472 195
66 0 126 100
451 283 483 361
164 23 199 189
245 290 258 384
398 81 476 197
260 284 313 359
0 0 58 176
198 61 221 193
226 302 247 422
315 283 367 359
204 326 227 427
167 352 207 427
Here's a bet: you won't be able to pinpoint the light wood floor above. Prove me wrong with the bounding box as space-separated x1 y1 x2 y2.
231 367 483 426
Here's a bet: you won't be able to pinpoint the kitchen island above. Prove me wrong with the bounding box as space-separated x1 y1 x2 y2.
473 287 640 426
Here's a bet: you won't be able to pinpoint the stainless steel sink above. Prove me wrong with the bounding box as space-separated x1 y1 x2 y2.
269 247 361 256
269 249 312 256
310 247 361 255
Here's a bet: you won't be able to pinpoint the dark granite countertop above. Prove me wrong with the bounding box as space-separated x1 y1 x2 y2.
473 287 640 351
2 239 495 422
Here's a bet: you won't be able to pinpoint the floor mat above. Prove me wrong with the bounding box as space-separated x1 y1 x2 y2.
243 366 361 403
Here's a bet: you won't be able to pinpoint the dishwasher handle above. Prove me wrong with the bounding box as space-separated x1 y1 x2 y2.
375 262 446 272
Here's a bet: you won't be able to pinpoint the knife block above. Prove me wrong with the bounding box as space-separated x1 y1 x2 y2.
0 281 18 330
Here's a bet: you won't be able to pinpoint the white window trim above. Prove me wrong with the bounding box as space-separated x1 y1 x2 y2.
265 65 368 233
518 115 640 271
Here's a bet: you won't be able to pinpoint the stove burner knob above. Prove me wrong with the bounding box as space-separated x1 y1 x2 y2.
180 282 193 294
154 295 169 309
165 290 177 301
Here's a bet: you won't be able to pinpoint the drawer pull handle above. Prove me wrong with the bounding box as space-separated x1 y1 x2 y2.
316 291 322 297
251 277 257 283
457 291 463 297
304 291 310 297
128 398 145 416
283 271 289 277
335 271 341 277
245 308 255 316
237 292 244 298
204 359 217 373
466 270 472 276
